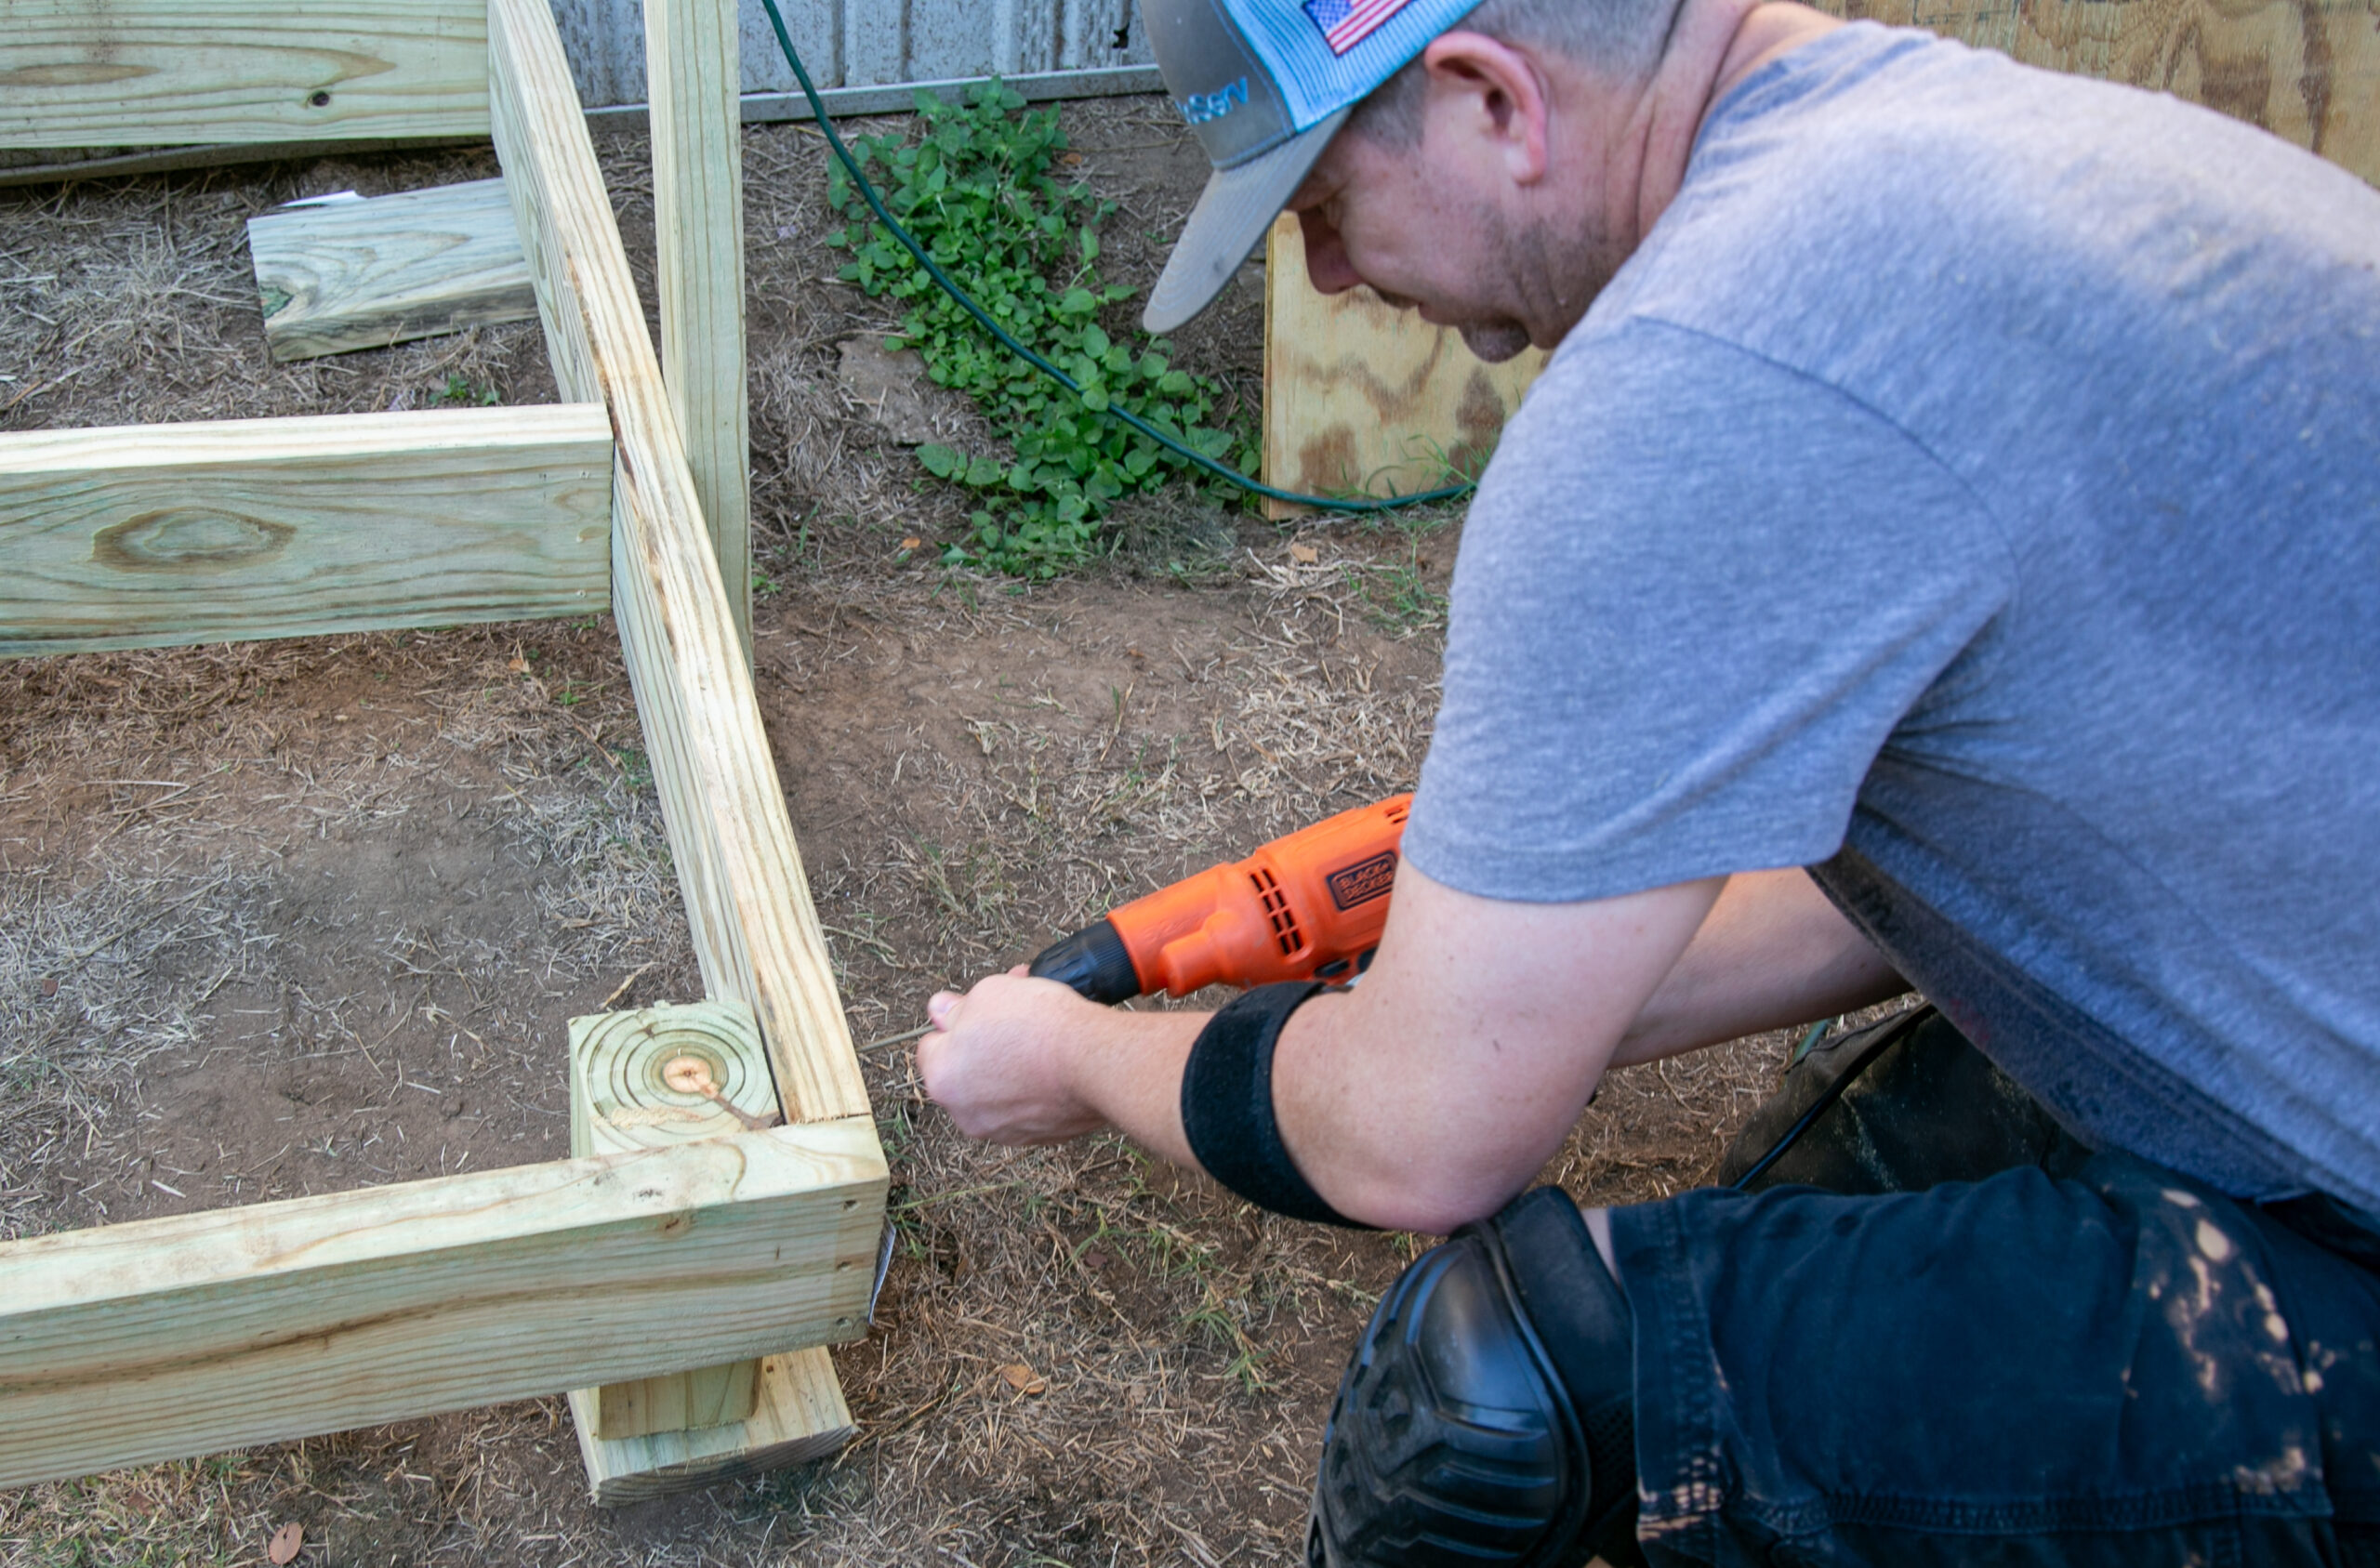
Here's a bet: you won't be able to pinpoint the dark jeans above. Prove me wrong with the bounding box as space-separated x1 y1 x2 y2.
1607 1008 2380 1565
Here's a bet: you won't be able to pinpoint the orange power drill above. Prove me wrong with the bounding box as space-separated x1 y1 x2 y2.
1027 796 1411 1004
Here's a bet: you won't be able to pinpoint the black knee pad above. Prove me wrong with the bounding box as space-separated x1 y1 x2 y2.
1307 1187 1642 1568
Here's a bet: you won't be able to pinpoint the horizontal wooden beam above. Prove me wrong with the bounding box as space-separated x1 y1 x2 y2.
0 137 486 191
0 0 492 151
0 404 611 656
0 1117 886 1490
490 0 871 1126
247 178 536 362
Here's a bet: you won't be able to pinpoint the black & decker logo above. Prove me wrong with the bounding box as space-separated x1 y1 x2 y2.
1325 851 1396 911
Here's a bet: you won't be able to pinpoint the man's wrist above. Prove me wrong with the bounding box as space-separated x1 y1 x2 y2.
1060 996 1207 1167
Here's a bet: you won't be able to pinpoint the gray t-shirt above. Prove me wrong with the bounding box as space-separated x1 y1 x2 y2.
1402 22 2380 1210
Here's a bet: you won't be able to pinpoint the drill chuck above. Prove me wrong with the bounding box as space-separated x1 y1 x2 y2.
1027 917 1143 1005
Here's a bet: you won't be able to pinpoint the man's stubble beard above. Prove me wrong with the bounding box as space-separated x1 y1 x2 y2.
1453 205 1627 361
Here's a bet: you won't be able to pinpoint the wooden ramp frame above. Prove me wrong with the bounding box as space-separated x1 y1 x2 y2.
0 0 879 1499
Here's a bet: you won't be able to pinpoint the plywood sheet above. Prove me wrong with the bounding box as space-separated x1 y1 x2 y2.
1261 213 1547 520
1818 0 2380 185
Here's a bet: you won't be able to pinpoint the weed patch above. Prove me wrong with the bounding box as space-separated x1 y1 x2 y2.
827 84 1253 576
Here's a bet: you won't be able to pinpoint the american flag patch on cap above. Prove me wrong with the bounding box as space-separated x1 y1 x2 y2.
1302 0 1412 55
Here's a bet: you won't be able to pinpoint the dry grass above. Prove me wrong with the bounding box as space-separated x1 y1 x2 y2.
0 102 1795 1567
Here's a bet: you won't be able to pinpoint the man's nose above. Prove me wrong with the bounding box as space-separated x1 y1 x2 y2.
1297 206 1364 295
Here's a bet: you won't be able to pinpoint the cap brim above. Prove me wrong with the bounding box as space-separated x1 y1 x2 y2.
1143 107 1350 336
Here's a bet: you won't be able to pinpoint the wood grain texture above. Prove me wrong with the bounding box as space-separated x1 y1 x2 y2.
490 0 872 1127
1261 214 1547 521
0 0 491 151
590 1358 761 1440
569 1347 855 1506
648 0 753 648
1816 0 2380 185
0 1118 887 1489
0 405 610 657
247 178 536 361
569 1001 771 1441
568 1001 777 1160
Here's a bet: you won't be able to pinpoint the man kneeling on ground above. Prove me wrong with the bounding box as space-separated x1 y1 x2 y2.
919 0 2380 1559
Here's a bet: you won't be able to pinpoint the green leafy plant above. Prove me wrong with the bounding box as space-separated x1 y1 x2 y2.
430 373 498 407
826 83 1253 576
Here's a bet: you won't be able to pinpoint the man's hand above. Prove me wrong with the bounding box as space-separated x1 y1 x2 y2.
919 968 1204 1162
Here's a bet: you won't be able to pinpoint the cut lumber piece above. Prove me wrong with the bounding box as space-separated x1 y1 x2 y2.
0 0 492 152
247 178 537 362
647 0 753 649
569 1347 856 1507
0 405 611 657
570 1001 774 1442
489 0 871 1128
1814 0 2380 187
0 1117 887 1490
1261 213 1546 521
588 1358 762 1442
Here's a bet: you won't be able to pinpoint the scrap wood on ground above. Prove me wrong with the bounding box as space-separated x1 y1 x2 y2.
0 99 1796 1566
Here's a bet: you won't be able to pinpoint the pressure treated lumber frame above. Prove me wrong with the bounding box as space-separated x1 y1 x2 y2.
0 1120 881 1489
0 0 878 1496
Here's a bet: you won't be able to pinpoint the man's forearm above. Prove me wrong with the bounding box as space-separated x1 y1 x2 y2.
1066 1003 1205 1169
1614 868 1906 1064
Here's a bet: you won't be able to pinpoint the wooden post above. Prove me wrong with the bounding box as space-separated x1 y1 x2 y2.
647 0 753 651
490 0 872 1496
564 1003 860 1501
570 1004 774 1442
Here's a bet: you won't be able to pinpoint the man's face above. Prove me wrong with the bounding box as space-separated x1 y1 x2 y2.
1287 129 1542 362
1279 33 1641 358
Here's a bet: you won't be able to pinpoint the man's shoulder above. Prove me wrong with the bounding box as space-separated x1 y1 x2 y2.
1580 21 2380 361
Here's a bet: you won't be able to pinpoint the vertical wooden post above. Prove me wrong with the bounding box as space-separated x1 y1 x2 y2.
647 0 752 651
565 1003 858 1503
569 1005 773 1441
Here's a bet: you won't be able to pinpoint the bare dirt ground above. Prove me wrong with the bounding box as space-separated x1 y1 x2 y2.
1 101 1804 1567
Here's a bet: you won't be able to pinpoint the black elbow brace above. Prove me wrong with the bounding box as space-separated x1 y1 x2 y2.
1180 981 1370 1229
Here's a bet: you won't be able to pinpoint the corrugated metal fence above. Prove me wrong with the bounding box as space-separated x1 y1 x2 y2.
557 0 1159 112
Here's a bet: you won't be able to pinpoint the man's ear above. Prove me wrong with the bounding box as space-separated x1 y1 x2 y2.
1418 30 1552 185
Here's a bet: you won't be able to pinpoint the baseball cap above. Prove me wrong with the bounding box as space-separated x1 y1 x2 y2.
1141 0 1486 333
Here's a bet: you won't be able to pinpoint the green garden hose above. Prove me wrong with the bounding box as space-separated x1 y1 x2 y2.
752 0 1476 515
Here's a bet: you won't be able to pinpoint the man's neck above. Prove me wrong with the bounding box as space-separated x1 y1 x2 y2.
1604 1 1843 257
